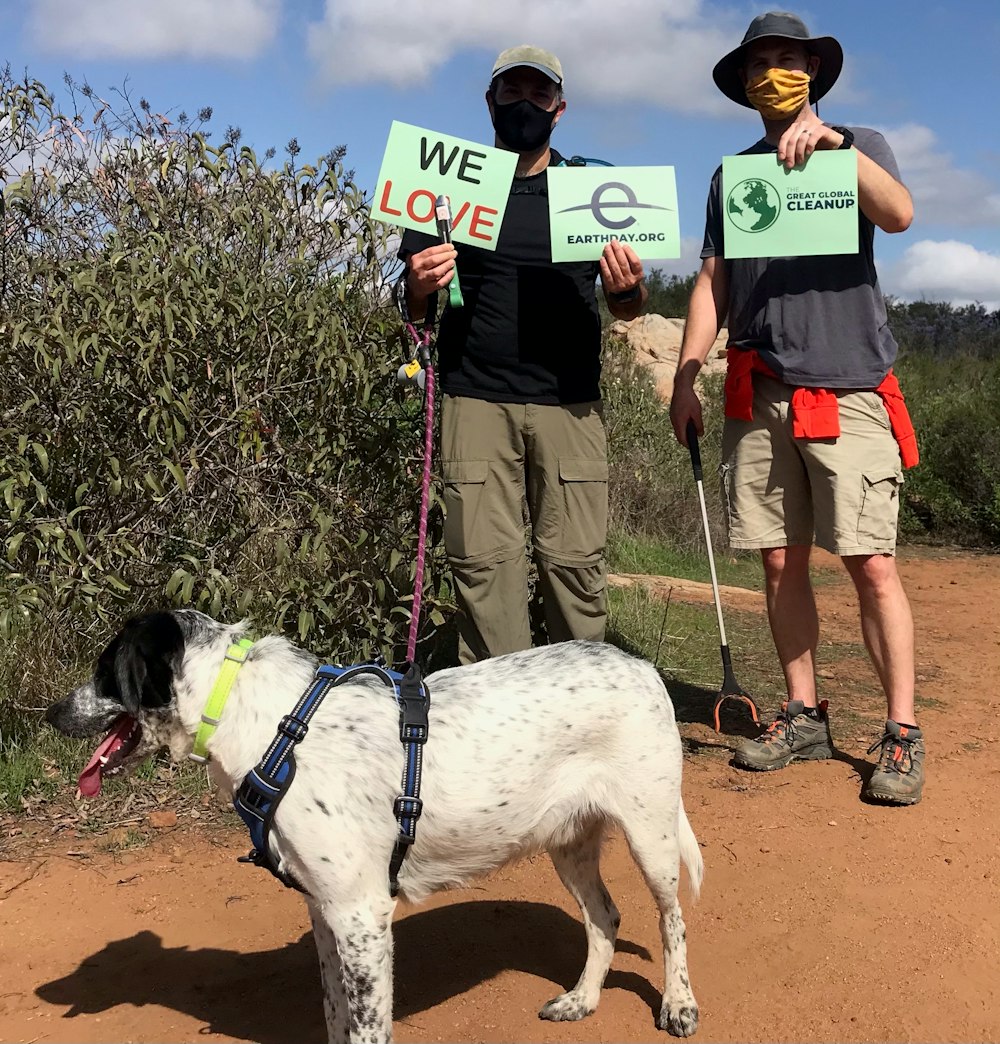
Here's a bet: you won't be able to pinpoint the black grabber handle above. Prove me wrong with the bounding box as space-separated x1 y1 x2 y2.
686 420 703 481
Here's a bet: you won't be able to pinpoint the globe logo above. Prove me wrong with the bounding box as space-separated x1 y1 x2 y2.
726 178 781 233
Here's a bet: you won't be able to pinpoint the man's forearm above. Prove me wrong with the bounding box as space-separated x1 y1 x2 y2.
856 149 913 234
675 267 727 388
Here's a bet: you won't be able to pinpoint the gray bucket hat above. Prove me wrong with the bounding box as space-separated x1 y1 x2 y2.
713 11 843 108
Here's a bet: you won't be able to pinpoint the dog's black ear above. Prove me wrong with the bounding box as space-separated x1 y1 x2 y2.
113 638 150 717
110 613 185 715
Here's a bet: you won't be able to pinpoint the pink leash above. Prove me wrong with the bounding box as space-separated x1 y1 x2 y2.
403 321 435 664
401 193 460 664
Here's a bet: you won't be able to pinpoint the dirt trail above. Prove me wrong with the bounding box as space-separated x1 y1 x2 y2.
2 550 999 1044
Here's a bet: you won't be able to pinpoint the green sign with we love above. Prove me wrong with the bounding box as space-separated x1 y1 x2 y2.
722 150 859 258
372 121 517 250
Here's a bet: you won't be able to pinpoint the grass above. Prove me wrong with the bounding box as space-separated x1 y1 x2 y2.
0 526 955 822
607 582 784 710
608 531 765 589
1 731 89 811
97 826 149 853
604 537 906 746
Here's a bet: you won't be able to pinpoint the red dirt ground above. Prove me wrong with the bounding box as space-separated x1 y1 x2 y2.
2 550 999 1044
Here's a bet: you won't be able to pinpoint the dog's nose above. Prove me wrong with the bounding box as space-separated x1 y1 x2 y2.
44 700 65 726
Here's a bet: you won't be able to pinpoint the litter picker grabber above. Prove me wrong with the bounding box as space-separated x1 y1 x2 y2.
435 195 464 309
685 420 761 731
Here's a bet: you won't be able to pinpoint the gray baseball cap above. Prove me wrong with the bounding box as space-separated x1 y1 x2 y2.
491 45 563 86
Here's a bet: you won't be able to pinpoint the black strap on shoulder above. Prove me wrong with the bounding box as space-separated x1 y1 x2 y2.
558 155 614 167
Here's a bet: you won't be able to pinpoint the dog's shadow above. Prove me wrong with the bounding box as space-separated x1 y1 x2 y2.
36 901 656 1044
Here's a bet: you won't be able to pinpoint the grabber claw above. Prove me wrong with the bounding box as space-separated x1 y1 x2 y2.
712 691 762 732
710 649 761 731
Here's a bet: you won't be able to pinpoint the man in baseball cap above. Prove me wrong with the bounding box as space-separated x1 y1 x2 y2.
491 44 563 85
399 46 646 666
670 12 925 805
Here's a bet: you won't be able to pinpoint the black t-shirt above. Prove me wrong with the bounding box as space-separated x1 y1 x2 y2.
398 149 602 405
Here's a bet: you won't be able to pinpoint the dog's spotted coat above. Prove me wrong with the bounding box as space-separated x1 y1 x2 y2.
45 610 703 1043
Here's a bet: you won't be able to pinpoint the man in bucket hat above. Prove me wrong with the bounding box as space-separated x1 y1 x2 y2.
400 46 646 666
670 13 926 804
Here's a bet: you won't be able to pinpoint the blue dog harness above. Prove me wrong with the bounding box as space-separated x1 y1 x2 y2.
234 661 430 898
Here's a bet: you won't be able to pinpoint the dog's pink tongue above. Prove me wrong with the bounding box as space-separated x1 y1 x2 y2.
77 716 134 798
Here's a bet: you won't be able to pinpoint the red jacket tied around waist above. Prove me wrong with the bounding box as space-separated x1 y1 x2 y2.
723 348 919 469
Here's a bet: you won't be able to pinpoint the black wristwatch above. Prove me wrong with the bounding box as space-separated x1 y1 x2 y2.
609 286 641 303
830 125 855 150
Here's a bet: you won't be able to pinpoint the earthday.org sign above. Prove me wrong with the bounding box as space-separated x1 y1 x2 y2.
722 150 859 259
547 166 681 262
373 121 517 250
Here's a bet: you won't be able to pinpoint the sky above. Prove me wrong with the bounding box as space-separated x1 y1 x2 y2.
4 0 1000 308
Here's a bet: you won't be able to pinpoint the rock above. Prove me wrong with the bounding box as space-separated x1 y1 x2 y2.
149 809 178 830
608 314 729 403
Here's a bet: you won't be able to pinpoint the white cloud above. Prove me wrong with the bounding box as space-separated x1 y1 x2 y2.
28 0 280 60
879 123 1000 228
885 240 1000 310
306 0 745 116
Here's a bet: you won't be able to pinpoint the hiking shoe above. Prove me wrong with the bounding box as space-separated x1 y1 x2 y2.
733 699 834 771
863 721 925 805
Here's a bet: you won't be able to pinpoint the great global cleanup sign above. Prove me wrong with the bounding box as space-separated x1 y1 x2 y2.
373 121 517 249
722 150 859 258
546 167 681 262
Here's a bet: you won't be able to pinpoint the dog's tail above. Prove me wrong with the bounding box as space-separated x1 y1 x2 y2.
678 795 704 901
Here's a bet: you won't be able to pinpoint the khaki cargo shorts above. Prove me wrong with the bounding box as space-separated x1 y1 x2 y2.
721 375 904 556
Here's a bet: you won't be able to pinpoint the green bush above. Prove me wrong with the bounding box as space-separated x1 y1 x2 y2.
896 352 1000 546
643 269 696 320
0 72 449 731
602 328 728 556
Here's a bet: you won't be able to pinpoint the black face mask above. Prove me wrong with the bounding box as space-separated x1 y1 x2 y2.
491 98 556 153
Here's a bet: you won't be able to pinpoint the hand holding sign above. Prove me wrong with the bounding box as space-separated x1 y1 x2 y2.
599 240 644 296
776 115 846 170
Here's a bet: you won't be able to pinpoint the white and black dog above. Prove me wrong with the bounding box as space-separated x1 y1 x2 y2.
45 609 703 1043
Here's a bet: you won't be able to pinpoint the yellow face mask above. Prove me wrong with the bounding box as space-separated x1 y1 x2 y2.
744 68 811 120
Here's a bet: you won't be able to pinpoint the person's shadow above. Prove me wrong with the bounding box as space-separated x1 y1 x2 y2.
36 900 656 1044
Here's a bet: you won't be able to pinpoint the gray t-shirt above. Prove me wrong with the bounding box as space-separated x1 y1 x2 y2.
701 127 901 388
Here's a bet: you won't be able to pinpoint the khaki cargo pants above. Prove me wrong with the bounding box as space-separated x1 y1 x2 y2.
441 394 608 665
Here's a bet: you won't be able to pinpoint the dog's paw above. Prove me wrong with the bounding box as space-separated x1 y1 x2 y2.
658 1004 699 1037
538 991 596 1022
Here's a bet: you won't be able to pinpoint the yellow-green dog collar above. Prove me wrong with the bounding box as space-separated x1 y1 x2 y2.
189 638 254 763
